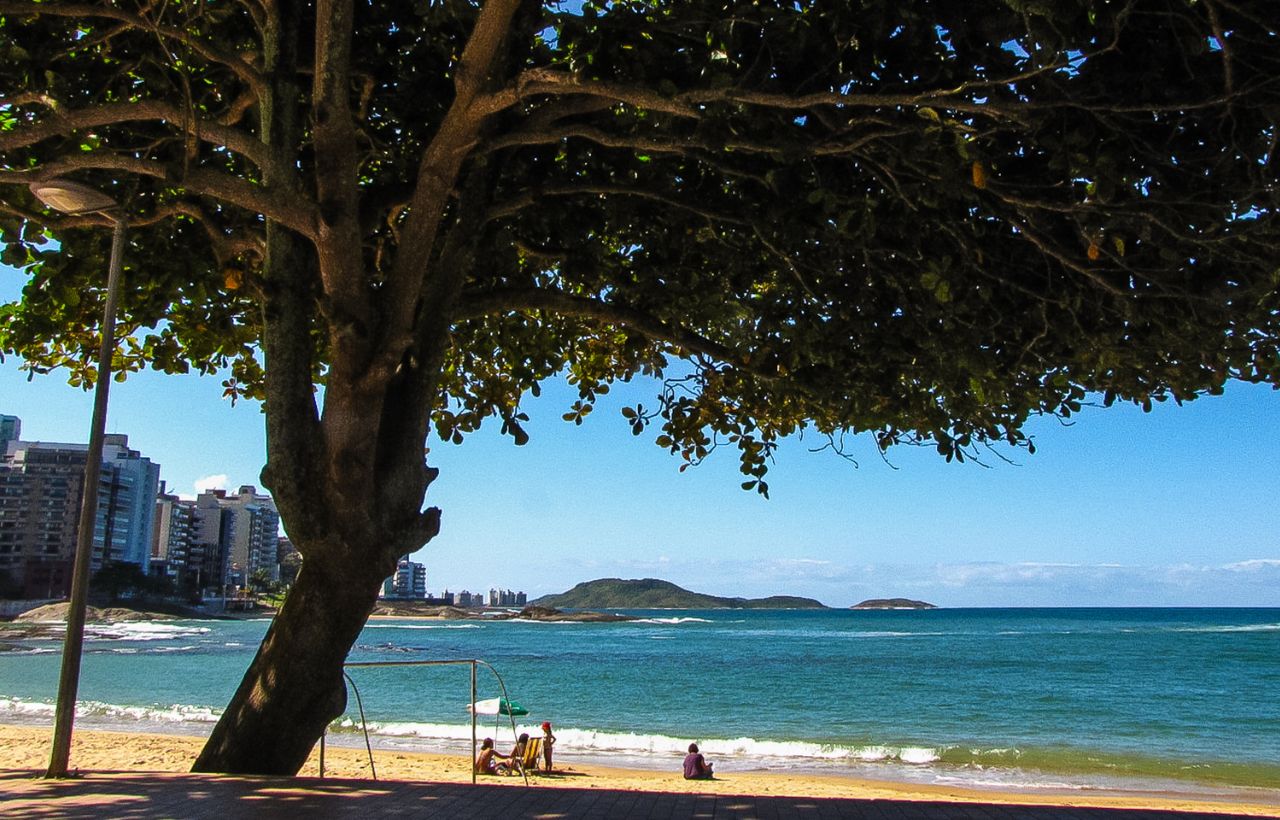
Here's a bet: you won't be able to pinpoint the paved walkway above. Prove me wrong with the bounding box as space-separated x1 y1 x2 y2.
0 770 1269 820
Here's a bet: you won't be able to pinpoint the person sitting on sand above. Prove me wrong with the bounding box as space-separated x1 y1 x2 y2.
475 737 507 775
540 721 556 772
683 742 714 779
497 733 529 774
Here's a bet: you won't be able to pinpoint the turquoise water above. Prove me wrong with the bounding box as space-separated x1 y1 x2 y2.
2 608 1278 796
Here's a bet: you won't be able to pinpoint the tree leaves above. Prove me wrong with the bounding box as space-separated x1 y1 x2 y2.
2 0 1278 494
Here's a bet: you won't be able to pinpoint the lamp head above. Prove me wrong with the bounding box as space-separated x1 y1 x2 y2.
30 180 118 215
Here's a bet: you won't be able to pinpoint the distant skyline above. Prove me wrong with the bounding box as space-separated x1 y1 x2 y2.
3 266 1279 607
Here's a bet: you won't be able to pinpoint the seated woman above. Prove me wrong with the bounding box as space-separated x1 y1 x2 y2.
497 733 530 775
682 742 714 780
475 737 507 775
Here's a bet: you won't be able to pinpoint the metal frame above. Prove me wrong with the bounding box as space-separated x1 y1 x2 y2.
325 659 528 785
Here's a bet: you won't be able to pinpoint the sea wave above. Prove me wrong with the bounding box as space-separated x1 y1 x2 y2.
84 623 212 642
502 619 586 625
363 624 483 630
1169 623 1280 634
633 617 715 625
736 628 946 640
324 719 943 766
0 696 221 726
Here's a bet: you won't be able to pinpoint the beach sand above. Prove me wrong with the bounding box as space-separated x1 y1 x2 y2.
1 725 1277 816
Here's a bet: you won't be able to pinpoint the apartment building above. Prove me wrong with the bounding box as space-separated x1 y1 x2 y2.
0 415 19 454
383 557 427 599
487 588 527 607
196 486 281 591
152 482 203 589
0 432 160 597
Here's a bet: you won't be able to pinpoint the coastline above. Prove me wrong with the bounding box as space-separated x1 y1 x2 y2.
2 725 1277 816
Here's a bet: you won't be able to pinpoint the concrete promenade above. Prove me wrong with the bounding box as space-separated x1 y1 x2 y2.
1 770 1272 820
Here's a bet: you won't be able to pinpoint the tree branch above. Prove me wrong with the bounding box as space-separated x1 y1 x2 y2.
455 287 767 374
0 99 275 179
479 67 702 119
2 157 316 238
483 121 915 159
486 68 1032 126
485 183 752 226
311 0 366 317
1009 217 1126 297
0 1 266 98
382 0 525 364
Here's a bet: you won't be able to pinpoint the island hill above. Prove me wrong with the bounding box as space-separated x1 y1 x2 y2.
851 598 937 610
532 578 826 610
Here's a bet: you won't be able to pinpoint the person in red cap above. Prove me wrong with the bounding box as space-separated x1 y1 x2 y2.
540 721 556 772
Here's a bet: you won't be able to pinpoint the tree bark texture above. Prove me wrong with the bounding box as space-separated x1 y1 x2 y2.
191 554 386 774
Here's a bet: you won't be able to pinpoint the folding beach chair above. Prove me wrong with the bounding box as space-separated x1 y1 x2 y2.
512 736 542 776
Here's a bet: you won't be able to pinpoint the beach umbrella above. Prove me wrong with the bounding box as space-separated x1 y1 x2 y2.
467 697 529 717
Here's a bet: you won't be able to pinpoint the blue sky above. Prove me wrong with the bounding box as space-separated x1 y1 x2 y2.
3 267 1278 607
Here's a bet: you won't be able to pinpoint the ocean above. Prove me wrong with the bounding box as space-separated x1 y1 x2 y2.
1 607 1277 800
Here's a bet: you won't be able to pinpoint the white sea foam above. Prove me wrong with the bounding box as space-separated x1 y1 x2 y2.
899 747 941 764
0 697 56 718
633 617 714 625
364 624 482 630
503 619 585 625
844 631 924 638
324 717 952 770
76 701 222 724
937 775 1092 791
84 622 212 642
0 696 221 726
1171 623 1280 634
744 629 944 640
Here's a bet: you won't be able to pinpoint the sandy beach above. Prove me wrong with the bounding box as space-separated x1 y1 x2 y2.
1 725 1276 816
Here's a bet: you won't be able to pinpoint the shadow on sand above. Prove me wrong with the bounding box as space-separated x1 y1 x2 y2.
0 769 1268 819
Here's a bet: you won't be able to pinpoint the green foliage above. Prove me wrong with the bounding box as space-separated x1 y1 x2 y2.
2 0 1278 491
90 561 164 603
247 568 281 594
532 577 827 609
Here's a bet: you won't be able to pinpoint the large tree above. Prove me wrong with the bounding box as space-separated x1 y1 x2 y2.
1 0 1277 775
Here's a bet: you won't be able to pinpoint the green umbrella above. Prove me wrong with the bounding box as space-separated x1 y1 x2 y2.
468 697 529 716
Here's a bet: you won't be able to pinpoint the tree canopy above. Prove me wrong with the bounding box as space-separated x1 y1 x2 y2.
2 0 1278 775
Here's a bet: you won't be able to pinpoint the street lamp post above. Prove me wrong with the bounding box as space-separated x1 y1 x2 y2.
29 180 127 778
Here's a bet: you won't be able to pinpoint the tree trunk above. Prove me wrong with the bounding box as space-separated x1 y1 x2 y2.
192 553 386 774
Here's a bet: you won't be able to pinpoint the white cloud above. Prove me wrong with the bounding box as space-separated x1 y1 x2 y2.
1222 558 1280 572
698 557 1280 606
193 474 229 496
